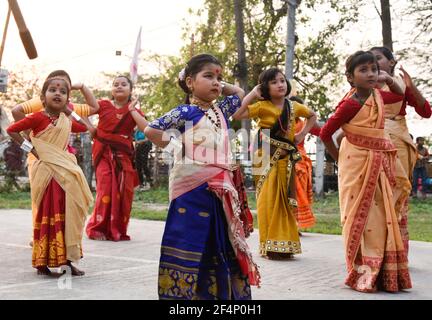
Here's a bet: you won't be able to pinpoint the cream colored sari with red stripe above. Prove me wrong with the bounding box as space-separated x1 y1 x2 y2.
382 76 416 253
339 88 411 292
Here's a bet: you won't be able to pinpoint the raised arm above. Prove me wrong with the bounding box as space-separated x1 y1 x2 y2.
128 98 149 132
232 85 261 120
144 127 170 148
11 98 44 122
399 66 431 118
221 81 245 100
378 70 404 96
71 83 100 115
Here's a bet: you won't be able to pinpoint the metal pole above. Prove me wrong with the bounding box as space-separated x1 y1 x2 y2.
0 6 12 68
285 0 299 81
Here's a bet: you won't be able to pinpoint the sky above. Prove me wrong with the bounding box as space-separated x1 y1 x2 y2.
0 0 204 84
0 0 430 139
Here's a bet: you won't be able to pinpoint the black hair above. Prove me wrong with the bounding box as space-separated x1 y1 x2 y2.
289 95 304 104
46 70 72 85
416 136 425 143
370 46 397 74
258 67 291 100
178 54 222 104
41 78 70 102
345 51 379 86
112 75 133 102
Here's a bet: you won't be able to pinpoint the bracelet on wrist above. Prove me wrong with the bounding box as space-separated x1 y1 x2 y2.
221 81 227 91
71 111 82 121
20 139 34 153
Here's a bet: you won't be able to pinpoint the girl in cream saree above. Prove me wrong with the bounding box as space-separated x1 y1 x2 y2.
320 51 412 292
7 77 95 276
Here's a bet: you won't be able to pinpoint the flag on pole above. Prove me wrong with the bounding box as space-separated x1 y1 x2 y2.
130 27 142 84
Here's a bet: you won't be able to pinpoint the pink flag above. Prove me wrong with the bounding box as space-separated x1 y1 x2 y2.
130 27 142 84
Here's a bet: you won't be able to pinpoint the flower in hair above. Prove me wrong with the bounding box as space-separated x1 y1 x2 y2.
178 68 186 81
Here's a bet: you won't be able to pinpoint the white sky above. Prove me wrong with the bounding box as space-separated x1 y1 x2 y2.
0 0 204 84
0 0 430 139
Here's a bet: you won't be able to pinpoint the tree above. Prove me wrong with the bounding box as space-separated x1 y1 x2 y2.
398 0 432 97
0 69 40 110
138 0 360 120
374 0 393 51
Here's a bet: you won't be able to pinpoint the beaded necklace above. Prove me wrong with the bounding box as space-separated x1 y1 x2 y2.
190 97 221 131
44 110 60 125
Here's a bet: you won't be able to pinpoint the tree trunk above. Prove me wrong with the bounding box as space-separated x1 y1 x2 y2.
233 0 250 133
380 0 393 51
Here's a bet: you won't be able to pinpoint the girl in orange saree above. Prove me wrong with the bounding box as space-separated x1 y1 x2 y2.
320 51 412 292
292 100 321 230
7 77 95 276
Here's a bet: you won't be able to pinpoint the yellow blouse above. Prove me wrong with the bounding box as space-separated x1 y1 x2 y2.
248 100 312 141
21 98 91 117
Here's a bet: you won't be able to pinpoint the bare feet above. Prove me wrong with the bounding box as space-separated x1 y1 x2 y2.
37 266 51 276
265 252 294 260
66 261 85 276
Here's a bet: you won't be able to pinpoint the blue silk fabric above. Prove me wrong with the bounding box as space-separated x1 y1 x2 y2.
158 183 251 300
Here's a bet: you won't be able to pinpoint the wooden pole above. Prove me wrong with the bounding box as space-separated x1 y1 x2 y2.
0 6 12 68
7 0 38 59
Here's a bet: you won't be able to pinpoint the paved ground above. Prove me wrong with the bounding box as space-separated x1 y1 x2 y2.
0 209 431 300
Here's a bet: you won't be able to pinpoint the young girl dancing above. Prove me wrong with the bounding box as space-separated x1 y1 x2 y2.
85 76 144 241
233 68 317 260
320 50 412 292
370 47 431 253
7 77 96 276
141 54 259 300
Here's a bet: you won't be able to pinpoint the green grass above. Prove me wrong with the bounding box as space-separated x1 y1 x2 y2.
2 189 431 242
0 191 32 209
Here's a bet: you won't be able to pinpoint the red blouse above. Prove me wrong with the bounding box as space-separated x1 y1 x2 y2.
319 90 403 142
7 111 87 135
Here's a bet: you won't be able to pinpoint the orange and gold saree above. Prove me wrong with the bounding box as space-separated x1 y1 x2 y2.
294 119 316 229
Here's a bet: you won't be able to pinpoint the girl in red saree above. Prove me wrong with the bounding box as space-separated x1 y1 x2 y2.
85 76 144 241
7 77 96 276
320 51 412 293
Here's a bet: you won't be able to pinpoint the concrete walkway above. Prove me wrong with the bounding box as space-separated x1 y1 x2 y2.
0 209 431 300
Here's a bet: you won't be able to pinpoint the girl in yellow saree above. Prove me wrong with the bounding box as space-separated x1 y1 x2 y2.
320 51 412 292
233 68 317 260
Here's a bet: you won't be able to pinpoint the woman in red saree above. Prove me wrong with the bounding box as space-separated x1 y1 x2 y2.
320 51 411 292
86 76 143 241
